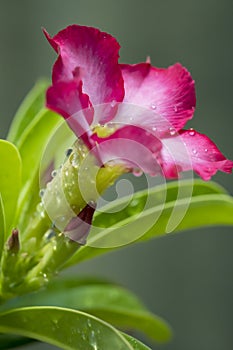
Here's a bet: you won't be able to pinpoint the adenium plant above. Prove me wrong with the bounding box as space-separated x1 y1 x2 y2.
0 24 232 349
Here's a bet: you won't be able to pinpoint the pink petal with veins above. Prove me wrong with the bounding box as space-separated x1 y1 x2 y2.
46 79 91 119
160 129 233 180
121 63 196 133
44 25 124 109
90 125 162 175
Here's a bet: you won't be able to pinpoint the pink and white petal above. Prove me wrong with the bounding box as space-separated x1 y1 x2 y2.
121 62 196 133
46 80 90 118
160 129 233 180
46 79 94 137
90 125 162 175
44 25 124 107
64 202 96 245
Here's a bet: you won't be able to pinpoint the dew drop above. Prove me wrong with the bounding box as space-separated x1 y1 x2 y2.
111 99 117 108
152 126 157 131
65 148 73 157
37 202 44 213
90 330 98 350
204 148 208 153
51 170 57 178
192 149 197 154
174 105 178 112
39 189 45 198
151 104 157 110
133 168 143 177
188 128 196 136
169 127 176 136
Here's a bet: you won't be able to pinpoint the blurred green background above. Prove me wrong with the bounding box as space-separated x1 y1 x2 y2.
0 0 233 349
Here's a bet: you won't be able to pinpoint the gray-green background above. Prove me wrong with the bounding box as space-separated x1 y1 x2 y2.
0 1 233 349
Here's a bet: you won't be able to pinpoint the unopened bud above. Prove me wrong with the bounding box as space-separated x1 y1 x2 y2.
7 229 20 253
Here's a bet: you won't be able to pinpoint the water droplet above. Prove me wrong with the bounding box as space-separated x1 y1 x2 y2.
174 105 178 112
51 170 57 177
169 127 176 136
44 230 55 241
39 189 45 198
65 148 73 157
204 148 208 153
130 199 139 208
37 202 44 213
133 168 143 177
192 149 197 154
111 99 117 108
151 104 157 110
90 330 98 350
87 319 92 328
188 128 196 136
71 153 80 169
81 333 87 341
152 126 157 131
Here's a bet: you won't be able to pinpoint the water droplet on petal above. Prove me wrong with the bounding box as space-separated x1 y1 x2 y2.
133 168 143 177
111 99 117 108
192 149 197 154
152 126 157 131
188 128 196 136
174 105 178 112
151 104 157 110
169 127 176 136
204 148 208 152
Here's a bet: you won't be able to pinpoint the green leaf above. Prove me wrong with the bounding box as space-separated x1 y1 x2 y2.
65 180 233 266
0 140 22 237
123 334 151 350
0 334 32 350
0 194 5 260
0 306 147 349
15 109 62 229
2 280 171 343
7 79 49 145
17 108 62 187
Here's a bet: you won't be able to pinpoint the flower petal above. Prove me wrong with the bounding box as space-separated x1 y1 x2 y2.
90 125 162 175
46 79 91 119
121 62 196 132
160 129 233 180
64 202 96 245
44 25 124 107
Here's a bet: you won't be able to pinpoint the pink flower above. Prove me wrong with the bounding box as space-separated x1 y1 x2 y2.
45 25 233 180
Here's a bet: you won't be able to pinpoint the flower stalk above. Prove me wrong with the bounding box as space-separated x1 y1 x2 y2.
0 139 125 300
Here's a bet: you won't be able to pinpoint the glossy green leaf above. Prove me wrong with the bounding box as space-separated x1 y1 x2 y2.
17 108 62 186
2 280 171 343
123 334 151 350
0 140 21 237
15 109 62 229
65 180 233 266
0 306 148 349
0 333 151 350
0 194 5 260
7 79 49 145
0 334 32 350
